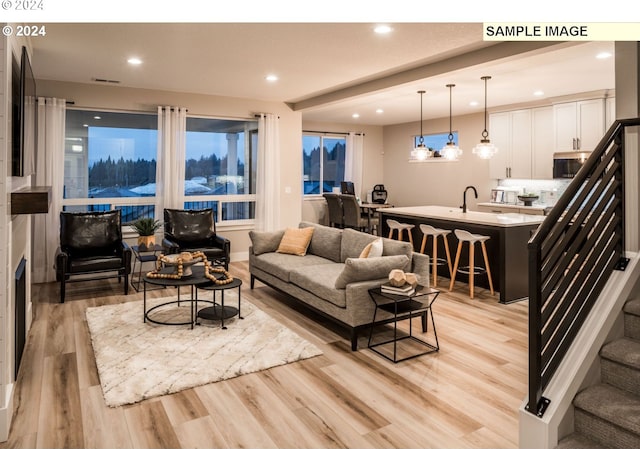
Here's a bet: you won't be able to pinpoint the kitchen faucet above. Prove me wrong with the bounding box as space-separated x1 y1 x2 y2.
461 185 478 213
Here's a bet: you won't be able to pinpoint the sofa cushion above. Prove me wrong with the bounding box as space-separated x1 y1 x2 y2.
359 238 383 258
340 228 378 261
251 252 334 283
277 227 314 256
299 222 342 263
249 230 285 255
334 254 411 289
290 263 347 307
382 238 413 259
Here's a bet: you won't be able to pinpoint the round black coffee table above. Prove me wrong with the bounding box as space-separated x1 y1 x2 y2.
196 277 243 329
143 265 212 329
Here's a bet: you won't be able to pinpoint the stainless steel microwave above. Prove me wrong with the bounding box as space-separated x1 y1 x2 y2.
553 151 590 179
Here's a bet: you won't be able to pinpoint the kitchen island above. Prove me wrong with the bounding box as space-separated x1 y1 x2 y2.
379 206 546 303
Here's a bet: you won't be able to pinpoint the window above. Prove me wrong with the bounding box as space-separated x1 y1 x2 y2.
413 131 459 156
184 117 258 222
302 134 346 195
63 109 158 223
63 110 259 226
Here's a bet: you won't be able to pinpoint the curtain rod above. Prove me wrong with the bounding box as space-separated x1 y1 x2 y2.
254 114 280 119
303 130 365 136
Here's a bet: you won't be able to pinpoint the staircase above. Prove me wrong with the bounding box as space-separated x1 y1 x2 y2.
557 299 640 448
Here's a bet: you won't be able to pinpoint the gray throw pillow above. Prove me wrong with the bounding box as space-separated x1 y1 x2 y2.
249 230 285 255
334 254 410 289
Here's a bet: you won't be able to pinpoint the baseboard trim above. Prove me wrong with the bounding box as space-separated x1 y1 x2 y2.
0 382 14 443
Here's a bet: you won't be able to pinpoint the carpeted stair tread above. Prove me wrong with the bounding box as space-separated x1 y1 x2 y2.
601 338 640 370
624 299 640 317
555 432 610 449
574 383 640 436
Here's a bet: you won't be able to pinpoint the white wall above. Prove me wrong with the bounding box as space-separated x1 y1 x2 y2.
36 79 303 261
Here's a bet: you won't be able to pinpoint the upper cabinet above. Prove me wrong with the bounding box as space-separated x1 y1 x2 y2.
489 107 553 179
553 99 605 152
489 110 532 179
531 107 555 179
606 97 616 130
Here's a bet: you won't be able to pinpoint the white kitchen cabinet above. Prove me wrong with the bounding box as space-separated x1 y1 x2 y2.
554 99 605 152
489 109 532 179
606 97 616 130
531 106 555 179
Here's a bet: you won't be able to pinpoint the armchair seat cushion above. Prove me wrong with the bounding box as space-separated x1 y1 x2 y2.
68 256 125 274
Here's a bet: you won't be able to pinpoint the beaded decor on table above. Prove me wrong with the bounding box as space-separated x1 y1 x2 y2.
146 251 234 285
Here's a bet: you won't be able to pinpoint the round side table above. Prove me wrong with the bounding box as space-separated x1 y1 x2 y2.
196 277 243 329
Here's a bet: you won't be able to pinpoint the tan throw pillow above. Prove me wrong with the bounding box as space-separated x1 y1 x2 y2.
359 238 383 258
276 227 315 256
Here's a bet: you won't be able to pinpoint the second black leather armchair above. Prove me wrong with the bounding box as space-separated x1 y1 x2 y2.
162 208 230 269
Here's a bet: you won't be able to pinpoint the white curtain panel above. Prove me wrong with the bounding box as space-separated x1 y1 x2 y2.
255 113 281 232
32 97 66 283
345 132 364 197
156 107 187 214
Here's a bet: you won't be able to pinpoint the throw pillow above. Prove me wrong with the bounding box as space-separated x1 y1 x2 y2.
277 227 315 256
249 230 285 255
334 254 410 289
359 238 383 258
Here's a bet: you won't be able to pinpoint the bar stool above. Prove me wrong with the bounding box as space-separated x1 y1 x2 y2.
387 219 414 246
449 229 494 299
419 224 453 288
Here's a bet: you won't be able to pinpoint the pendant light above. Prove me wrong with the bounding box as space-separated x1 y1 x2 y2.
472 76 498 159
410 90 432 161
440 83 463 161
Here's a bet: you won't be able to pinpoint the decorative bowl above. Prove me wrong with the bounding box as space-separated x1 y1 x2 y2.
161 253 203 277
518 195 539 206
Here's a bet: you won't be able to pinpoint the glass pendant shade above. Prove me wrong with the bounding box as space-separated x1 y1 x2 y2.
441 142 463 160
473 76 498 159
440 83 462 161
409 90 432 161
472 139 498 159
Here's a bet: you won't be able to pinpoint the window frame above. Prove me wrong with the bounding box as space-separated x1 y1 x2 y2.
302 132 347 198
183 114 258 226
62 108 259 230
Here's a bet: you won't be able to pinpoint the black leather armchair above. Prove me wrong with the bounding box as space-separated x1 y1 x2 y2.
55 210 132 303
162 208 230 269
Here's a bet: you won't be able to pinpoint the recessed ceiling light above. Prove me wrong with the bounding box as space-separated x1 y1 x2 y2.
376 108 384 114
469 101 479 107
374 25 393 34
596 52 612 59
127 57 143 65
533 90 544 96
93 116 101 120
265 74 279 82
352 113 360 119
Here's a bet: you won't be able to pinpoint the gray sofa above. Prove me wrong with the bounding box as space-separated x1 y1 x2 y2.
249 222 430 350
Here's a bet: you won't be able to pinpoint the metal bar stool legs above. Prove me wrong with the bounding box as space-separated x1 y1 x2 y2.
449 229 494 299
419 224 453 287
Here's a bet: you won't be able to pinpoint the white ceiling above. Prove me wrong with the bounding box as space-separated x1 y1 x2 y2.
30 23 615 126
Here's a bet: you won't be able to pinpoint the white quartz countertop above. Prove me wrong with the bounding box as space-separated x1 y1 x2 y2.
382 205 546 227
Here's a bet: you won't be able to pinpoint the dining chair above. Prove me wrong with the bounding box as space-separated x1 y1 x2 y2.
340 194 378 233
323 193 344 228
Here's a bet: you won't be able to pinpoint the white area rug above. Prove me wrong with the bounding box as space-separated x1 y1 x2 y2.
86 296 322 407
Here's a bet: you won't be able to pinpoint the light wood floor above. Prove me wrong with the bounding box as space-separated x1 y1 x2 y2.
1 261 528 449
